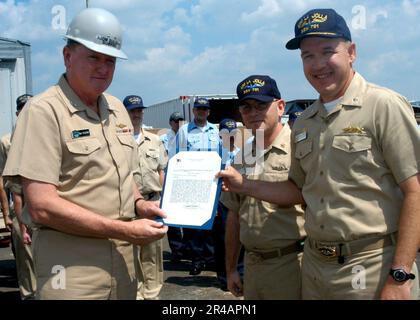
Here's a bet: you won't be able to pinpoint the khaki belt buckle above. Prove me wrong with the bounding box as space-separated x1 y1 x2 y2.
317 244 337 257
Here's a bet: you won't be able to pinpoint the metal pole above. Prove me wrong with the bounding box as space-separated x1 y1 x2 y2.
86 0 89 8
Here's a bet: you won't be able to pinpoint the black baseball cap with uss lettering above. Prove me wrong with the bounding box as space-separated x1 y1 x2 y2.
236 75 281 103
123 95 146 110
193 97 210 109
286 8 352 50
219 118 237 132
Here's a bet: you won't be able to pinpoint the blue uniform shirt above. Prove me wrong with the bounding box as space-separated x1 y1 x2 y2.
175 121 221 153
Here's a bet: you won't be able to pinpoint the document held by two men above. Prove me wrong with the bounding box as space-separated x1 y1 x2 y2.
160 151 222 230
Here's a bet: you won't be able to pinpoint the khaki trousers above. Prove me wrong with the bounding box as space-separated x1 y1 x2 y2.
33 229 137 300
302 241 419 299
11 217 36 299
244 250 302 300
136 239 163 300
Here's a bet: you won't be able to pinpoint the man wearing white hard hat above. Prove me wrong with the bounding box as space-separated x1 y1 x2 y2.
3 7 168 300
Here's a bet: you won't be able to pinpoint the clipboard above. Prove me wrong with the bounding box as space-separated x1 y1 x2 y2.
158 151 224 230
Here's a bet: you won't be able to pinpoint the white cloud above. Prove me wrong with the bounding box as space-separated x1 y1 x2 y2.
1 0 419 106
402 0 420 16
367 51 411 76
88 0 139 10
163 26 191 45
241 0 282 22
173 8 190 24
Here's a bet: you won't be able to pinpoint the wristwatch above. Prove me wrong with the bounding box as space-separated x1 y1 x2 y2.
389 268 416 282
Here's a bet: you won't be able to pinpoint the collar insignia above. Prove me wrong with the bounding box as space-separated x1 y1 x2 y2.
342 126 365 134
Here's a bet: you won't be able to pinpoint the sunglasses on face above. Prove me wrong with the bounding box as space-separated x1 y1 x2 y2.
238 100 274 114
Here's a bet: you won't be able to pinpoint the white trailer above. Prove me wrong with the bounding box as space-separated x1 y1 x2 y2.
143 94 239 129
0 37 32 138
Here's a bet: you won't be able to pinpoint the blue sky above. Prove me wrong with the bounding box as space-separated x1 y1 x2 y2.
1 0 419 105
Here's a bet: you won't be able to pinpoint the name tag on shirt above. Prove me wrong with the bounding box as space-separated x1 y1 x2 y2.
295 130 307 143
72 129 90 139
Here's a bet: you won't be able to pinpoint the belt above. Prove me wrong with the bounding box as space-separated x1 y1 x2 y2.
308 232 397 262
246 239 305 261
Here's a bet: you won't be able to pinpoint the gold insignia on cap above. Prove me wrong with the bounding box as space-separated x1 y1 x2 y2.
342 126 365 134
297 12 328 33
129 96 142 104
116 123 127 129
312 13 328 23
240 79 266 94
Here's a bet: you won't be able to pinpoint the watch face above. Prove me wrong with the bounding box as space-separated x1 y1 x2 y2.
393 270 407 282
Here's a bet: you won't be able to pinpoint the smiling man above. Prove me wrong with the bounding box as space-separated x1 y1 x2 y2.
285 8 420 300
221 75 306 299
2 8 167 300
219 9 420 300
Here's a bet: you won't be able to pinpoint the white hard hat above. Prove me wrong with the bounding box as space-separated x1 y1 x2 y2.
65 8 127 59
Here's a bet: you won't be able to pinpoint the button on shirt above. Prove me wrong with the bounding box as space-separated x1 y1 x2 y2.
289 72 420 242
3 75 139 225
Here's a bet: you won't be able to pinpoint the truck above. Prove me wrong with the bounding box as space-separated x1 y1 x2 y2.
285 99 315 115
143 94 240 129
0 37 32 138
143 95 316 130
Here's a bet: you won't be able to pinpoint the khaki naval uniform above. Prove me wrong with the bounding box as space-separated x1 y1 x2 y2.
134 130 167 300
0 133 36 299
3 75 139 300
290 73 420 299
221 124 306 299
0 134 11 172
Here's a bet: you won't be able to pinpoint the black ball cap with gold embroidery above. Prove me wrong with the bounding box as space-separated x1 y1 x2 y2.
219 118 237 132
286 8 352 50
193 97 211 109
236 75 281 103
123 95 146 110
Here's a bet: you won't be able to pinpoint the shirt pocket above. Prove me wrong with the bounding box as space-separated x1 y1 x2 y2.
330 134 373 181
116 134 135 149
259 171 289 211
295 139 312 159
294 139 314 174
145 149 160 170
66 138 101 155
332 134 371 153
64 138 102 180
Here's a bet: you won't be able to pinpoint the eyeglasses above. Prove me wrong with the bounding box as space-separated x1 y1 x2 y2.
238 101 274 114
